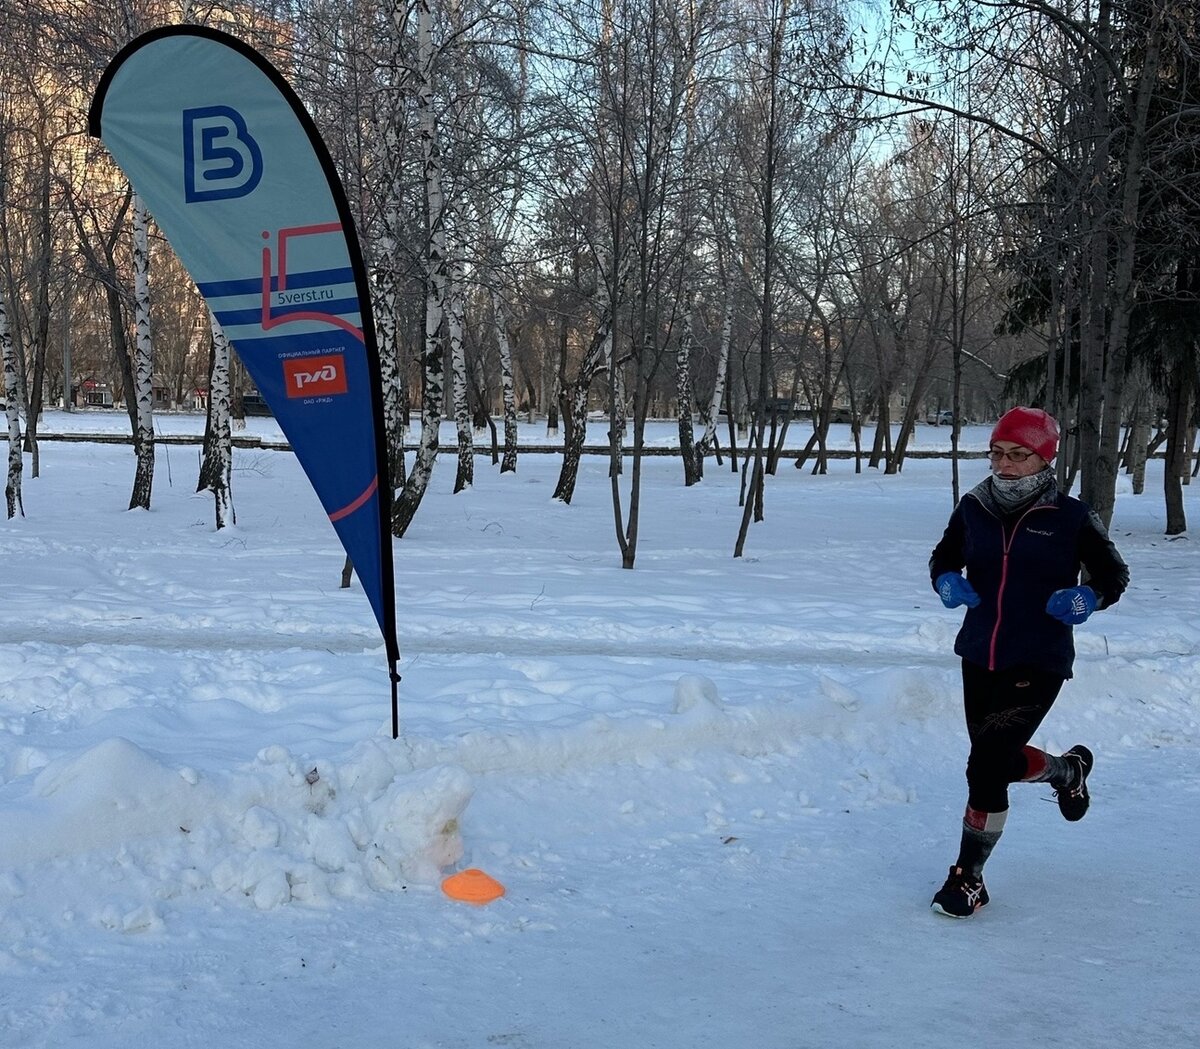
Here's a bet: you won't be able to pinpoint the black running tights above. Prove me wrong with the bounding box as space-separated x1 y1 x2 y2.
961 659 1065 813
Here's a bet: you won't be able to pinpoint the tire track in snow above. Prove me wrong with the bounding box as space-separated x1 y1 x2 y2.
0 623 950 667
3 623 1196 667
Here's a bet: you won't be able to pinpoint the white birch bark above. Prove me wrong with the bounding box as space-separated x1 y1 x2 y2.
676 286 698 485
375 265 407 489
392 0 446 537
2 289 22 519
129 191 155 510
446 0 473 494
371 57 409 492
208 311 234 529
468 24 526 473
675 5 701 487
493 285 518 472
605 321 623 475
694 298 732 479
448 228 473 493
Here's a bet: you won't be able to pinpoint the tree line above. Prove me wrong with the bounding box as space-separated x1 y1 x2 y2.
1 0 1197 553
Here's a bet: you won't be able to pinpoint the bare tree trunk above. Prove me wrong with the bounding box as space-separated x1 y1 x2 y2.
392 322 444 539
887 273 949 475
229 352 247 432
612 345 649 570
803 354 843 477
694 298 732 480
129 191 155 511
676 287 698 485
494 287 519 473
448 237 473 493
198 337 218 492
373 239 408 491
734 5 783 558
1084 2 1161 528
546 314 566 437
2 289 22 519
20 139 53 479
0 237 29 499
553 322 611 504
1125 381 1150 495
725 381 740 472
869 384 893 469
370 35 409 494
392 0 445 537
606 325 624 477
555 368 594 504
199 311 234 529
1164 345 1194 535
375 266 407 491
553 262 620 505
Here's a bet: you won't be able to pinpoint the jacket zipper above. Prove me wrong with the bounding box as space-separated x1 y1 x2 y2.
987 504 1053 670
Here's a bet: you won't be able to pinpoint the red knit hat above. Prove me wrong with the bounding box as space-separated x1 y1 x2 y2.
990 407 1059 462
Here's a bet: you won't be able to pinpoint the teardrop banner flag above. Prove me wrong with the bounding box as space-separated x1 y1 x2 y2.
89 26 402 736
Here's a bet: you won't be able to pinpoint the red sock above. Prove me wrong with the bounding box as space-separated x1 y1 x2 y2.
1021 746 1071 784
1022 746 1050 781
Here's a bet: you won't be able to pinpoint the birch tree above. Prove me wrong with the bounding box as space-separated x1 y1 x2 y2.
551 261 622 504
444 0 475 494
474 18 532 475
672 0 713 488
371 92 410 493
197 310 234 530
127 190 155 510
675 287 698 484
543 0 627 506
607 0 715 566
731 0 788 557
446 221 472 492
0 4 81 481
693 297 732 479
692 148 741 481
391 0 447 537
0 89 24 519
1 287 21 519
491 273 519 472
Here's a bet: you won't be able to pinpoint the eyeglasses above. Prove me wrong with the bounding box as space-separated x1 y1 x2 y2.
988 448 1033 463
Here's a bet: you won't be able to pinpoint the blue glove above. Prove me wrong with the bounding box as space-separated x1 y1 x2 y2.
936 572 981 609
1046 585 1097 625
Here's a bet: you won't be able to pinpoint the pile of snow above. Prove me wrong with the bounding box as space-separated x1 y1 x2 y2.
1 737 470 923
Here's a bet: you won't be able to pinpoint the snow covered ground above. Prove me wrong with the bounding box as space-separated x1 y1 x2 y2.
1 411 1198 1048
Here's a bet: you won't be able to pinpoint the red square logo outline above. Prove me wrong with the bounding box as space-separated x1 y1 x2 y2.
282 354 348 399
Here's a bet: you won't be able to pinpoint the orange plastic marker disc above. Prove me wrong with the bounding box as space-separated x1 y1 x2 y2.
442 868 505 904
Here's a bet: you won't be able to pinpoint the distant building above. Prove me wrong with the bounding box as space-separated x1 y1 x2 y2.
74 378 115 408
152 376 172 410
242 391 272 416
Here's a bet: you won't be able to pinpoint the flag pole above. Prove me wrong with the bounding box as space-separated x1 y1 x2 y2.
390 663 401 739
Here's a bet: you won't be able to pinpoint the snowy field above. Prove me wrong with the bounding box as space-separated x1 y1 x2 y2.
1 411 1198 1049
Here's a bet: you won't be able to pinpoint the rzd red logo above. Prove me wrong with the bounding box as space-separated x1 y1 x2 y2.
283 355 348 398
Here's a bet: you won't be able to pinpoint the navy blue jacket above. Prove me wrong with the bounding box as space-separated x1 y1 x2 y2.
929 479 1129 678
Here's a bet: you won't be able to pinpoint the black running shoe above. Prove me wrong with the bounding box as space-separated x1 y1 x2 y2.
931 866 989 918
1055 745 1094 822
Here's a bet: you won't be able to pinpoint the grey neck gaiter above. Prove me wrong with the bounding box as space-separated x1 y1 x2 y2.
989 467 1054 514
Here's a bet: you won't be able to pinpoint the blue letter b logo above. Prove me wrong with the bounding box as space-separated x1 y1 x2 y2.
183 106 263 202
